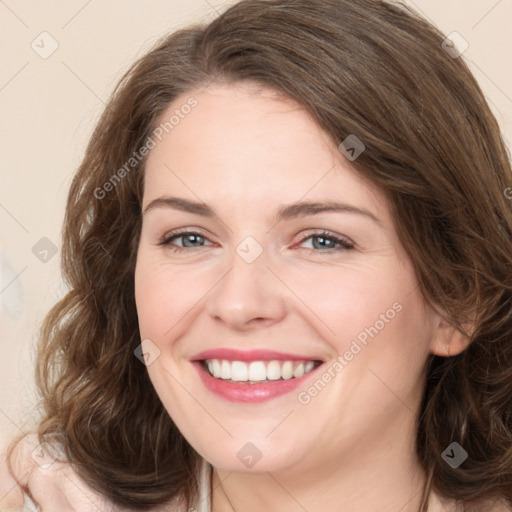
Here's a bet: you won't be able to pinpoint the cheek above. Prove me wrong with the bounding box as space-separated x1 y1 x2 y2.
134 254 214 341
281 260 412 347
287 260 433 375
288 269 433 433
344 282 435 400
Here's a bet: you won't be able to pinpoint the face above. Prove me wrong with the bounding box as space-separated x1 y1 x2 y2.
135 82 443 476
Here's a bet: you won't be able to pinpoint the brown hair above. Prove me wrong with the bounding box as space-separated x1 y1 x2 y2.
11 0 512 509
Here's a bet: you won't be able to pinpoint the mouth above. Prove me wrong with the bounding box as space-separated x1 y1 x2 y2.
201 358 322 384
190 349 324 402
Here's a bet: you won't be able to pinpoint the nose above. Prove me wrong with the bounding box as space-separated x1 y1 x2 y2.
205 245 288 332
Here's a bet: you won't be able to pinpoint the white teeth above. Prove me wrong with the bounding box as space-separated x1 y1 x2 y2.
204 359 319 382
221 360 231 379
212 359 221 378
293 363 304 378
267 360 281 380
249 361 267 381
281 361 293 380
231 361 248 381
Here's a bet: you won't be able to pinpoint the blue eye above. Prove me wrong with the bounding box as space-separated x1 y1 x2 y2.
298 231 354 251
159 230 212 251
159 230 354 253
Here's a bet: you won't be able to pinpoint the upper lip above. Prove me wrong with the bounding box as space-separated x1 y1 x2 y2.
190 348 324 362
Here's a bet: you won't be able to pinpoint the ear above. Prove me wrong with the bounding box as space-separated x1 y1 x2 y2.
429 316 474 357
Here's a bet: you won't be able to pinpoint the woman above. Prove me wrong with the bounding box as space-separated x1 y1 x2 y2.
2 0 511 510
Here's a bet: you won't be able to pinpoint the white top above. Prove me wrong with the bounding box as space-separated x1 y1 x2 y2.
22 494 39 512
196 458 213 512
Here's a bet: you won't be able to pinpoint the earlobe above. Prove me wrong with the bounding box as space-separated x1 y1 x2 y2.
429 318 474 357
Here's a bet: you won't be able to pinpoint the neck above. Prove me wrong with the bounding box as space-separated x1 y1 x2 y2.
211 416 429 512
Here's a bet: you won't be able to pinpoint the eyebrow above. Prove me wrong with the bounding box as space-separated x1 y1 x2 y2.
143 196 381 226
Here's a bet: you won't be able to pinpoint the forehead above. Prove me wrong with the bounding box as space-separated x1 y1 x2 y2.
149 82 336 162
143 82 388 223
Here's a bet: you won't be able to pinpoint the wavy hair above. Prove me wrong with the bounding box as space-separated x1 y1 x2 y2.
10 0 512 510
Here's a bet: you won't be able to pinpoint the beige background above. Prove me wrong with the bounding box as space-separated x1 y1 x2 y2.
1 0 511 448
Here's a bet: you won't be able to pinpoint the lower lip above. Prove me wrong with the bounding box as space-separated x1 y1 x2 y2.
192 361 322 403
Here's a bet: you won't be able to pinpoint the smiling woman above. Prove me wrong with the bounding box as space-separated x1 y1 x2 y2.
3 0 512 511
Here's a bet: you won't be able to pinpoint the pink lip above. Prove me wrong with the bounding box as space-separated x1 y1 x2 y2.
191 359 323 403
190 348 322 362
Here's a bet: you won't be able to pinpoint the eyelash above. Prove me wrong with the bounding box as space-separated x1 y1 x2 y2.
158 229 354 253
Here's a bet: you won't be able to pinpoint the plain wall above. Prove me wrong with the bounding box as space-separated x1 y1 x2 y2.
1 0 511 447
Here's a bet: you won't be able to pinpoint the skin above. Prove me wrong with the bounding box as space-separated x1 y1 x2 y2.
0 81 471 511
0 434 120 511
135 82 470 512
